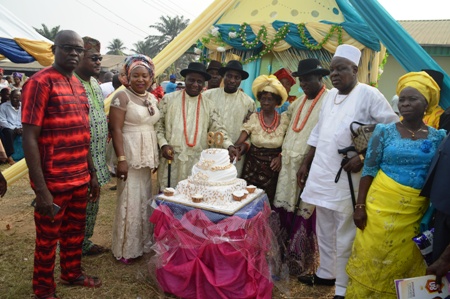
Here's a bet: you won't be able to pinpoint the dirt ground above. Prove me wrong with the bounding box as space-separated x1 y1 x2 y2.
0 164 335 299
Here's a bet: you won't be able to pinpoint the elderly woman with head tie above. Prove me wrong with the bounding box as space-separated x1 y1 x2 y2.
230 75 289 205
109 54 160 264
345 71 446 298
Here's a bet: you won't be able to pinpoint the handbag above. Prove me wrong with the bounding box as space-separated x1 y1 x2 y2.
350 121 376 154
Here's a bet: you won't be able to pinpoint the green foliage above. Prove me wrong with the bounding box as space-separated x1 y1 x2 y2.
33 24 60 41
106 38 127 56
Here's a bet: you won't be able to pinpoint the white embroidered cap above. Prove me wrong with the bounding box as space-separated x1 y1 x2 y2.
333 44 361 66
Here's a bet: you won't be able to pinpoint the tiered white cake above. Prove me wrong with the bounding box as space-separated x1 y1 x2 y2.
176 148 247 204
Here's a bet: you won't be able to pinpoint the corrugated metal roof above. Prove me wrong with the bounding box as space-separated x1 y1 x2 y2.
398 20 450 46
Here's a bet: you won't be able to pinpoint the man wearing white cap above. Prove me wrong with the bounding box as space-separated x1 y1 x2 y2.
297 44 399 299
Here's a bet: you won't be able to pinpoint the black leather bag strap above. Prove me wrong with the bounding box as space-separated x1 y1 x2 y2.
350 121 367 137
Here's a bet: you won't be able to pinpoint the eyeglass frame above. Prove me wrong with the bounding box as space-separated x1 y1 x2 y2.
54 44 86 54
88 55 103 62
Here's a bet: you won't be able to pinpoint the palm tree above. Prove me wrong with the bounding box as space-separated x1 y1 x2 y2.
147 15 190 53
107 39 127 55
131 39 159 57
146 15 191 79
33 24 60 41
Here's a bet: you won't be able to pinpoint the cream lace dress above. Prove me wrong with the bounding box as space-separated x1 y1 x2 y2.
110 89 160 260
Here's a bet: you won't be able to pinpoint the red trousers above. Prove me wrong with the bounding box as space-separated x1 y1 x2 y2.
33 184 88 298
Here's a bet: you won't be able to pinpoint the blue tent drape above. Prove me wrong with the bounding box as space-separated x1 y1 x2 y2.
0 37 35 63
349 0 450 109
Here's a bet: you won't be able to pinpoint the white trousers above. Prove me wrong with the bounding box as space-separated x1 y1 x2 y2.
315 206 356 297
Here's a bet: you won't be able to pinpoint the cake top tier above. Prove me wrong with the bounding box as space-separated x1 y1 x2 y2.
196 148 230 170
190 148 237 183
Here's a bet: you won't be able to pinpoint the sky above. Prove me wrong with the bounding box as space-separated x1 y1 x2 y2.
1 0 448 54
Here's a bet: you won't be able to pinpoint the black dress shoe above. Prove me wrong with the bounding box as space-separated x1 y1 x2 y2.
297 273 336 286
333 296 345 299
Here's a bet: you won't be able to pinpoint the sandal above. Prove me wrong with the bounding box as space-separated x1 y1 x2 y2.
60 274 102 288
83 244 108 256
119 257 133 265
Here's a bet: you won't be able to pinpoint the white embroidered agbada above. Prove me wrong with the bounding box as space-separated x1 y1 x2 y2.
273 89 328 212
302 84 399 213
156 90 233 189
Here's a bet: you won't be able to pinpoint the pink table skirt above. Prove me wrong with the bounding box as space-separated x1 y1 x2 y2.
149 195 275 299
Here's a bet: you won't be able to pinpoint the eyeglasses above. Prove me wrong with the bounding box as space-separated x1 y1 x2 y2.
55 44 85 54
89 56 103 62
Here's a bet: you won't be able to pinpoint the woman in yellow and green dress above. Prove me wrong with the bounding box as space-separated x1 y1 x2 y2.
346 71 446 298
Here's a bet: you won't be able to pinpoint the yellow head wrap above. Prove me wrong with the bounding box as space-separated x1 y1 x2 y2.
396 71 443 128
252 75 288 106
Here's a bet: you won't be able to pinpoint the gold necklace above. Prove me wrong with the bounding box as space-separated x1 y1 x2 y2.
128 87 148 97
333 83 359 105
400 121 427 139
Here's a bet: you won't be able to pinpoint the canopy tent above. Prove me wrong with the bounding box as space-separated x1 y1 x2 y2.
4 0 446 184
349 0 450 109
195 0 387 96
4 0 235 184
0 4 53 66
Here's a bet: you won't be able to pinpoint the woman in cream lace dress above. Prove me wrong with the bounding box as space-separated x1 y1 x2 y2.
109 55 160 264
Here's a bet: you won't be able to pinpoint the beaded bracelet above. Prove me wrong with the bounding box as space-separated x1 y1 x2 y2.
355 204 366 209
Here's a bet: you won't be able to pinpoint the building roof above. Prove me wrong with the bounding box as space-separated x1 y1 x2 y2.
398 19 450 46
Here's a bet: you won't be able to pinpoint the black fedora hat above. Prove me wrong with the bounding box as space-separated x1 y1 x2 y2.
207 60 222 71
218 60 249 80
422 69 444 89
180 62 211 81
292 58 330 77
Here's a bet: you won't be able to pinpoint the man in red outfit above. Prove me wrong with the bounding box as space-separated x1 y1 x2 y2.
22 30 101 299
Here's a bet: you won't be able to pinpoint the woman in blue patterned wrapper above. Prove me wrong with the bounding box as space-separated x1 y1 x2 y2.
345 71 446 298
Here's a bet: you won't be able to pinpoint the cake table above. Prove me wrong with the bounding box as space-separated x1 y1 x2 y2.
149 192 276 299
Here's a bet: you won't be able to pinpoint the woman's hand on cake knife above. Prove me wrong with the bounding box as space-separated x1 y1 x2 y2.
162 145 174 160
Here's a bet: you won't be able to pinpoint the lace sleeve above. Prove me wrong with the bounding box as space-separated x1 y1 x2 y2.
362 123 386 178
241 113 258 135
110 90 129 111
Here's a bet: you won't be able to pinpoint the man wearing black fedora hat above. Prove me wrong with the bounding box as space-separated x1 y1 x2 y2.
156 62 233 189
203 60 255 176
206 60 223 90
272 58 330 277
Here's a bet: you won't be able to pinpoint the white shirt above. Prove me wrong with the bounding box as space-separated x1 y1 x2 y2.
0 101 21 130
100 82 114 99
302 83 399 213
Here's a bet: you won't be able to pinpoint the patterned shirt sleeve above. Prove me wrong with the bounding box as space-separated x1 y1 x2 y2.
21 78 50 126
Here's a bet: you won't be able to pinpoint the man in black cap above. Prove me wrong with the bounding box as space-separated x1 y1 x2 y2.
156 62 233 189
203 60 255 176
206 60 223 90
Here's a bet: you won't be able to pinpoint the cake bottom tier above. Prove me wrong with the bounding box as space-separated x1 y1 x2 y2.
176 178 247 204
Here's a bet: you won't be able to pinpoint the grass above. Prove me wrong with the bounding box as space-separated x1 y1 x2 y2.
0 165 334 298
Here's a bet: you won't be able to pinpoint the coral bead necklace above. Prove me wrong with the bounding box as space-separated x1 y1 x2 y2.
259 110 279 133
182 90 201 147
292 85 325 132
